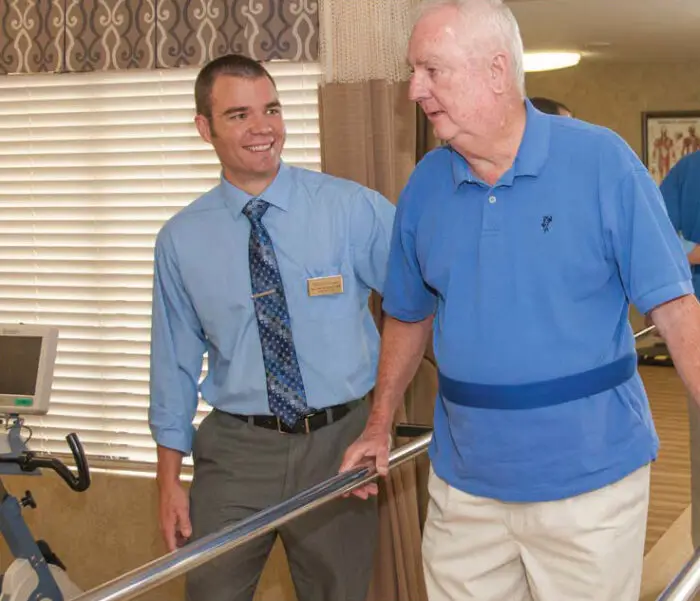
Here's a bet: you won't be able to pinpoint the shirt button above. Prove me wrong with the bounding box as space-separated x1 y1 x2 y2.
488 195 497 204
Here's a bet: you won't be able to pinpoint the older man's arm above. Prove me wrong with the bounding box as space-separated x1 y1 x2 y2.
651 294 700 405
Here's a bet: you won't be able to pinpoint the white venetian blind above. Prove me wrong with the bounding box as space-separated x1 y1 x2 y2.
0 62 321 466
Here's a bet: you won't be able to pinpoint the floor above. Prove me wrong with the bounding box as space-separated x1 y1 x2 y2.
640 506 694 601
639 362 698 600
641 364 692 554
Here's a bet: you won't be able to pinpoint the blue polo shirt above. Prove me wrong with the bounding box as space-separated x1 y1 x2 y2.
383 101 693 502
660 150 700 297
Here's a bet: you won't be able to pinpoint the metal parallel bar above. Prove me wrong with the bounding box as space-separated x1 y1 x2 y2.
655 547 700 601
635 324 657 340
395 423 433 438
74 432 433 601
73 324 661 601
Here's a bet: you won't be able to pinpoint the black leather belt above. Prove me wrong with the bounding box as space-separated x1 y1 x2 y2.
231 402 354 434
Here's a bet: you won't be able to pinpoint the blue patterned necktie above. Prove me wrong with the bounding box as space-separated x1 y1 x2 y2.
243 198 308 426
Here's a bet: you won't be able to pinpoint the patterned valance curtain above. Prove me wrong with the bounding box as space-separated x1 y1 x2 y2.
0 0 319 74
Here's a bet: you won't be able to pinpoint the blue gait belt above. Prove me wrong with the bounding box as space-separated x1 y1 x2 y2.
438 353 637 410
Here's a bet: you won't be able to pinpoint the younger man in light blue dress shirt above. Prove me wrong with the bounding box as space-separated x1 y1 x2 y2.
148 54 395 601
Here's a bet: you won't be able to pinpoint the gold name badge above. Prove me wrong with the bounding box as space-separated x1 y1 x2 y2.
307 275 344 297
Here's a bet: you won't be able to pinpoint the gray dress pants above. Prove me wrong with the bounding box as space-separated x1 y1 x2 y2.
186 400 378 601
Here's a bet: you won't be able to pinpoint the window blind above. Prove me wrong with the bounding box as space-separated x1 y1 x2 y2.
0 62 321 466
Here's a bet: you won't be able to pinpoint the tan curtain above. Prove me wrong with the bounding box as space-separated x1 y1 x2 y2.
318 2 438 599
319 81 415 203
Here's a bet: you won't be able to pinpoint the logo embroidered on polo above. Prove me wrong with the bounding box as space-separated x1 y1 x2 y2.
541 215 553 233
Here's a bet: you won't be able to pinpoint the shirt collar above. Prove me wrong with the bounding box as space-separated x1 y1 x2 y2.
221 161 292 216
451 98 551 188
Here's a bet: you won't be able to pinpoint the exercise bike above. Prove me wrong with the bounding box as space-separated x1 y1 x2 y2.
0 415 90 601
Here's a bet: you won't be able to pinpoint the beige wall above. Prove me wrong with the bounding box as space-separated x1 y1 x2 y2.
0 472 295 600
526 60 700 158
0 472 178 600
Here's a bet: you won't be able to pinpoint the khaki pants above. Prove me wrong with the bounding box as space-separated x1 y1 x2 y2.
422 465 650 601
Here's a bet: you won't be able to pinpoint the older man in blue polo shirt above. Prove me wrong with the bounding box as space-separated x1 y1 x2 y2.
341 1 700 600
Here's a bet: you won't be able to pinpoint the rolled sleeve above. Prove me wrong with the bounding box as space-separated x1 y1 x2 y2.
606 166 693 315
635 281 695 315
149 227 206 454
382 186 437 322
349 189 396 295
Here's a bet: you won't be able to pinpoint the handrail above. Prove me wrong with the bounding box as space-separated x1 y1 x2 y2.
635 324 657 340
74 323 660 601
655 547 700 601
74 432 433 601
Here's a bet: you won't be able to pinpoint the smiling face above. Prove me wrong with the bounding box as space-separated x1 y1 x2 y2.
195 74 285 195
407 5 514 150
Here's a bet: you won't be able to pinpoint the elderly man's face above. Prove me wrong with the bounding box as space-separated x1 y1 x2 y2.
407 6 499 145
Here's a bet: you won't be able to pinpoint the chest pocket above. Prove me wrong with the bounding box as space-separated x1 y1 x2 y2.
284 262 360 322
276 208 361 322
515 195 612 301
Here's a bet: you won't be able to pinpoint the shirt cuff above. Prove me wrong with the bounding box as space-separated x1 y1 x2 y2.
151 425 194 456
635 281 695 315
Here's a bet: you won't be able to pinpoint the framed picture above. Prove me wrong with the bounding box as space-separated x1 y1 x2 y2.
642 111 700 185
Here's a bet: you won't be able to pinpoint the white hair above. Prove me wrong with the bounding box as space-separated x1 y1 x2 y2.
413 0 526 96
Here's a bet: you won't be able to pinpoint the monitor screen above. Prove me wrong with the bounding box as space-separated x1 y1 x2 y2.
0 335 43 396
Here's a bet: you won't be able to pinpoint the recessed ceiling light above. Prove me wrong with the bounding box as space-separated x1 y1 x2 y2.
524 52 581 72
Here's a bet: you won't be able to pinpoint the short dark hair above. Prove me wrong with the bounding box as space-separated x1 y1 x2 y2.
530 96 571 116
194 54 276 121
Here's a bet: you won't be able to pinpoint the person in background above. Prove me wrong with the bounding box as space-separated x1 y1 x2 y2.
148 53 395 601
659 148 700 550
530 96 572 116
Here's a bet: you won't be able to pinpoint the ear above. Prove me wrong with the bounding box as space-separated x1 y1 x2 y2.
489 53 509 94
194 114 213 144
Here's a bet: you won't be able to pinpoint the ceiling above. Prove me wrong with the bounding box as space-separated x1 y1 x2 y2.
505 0 700 63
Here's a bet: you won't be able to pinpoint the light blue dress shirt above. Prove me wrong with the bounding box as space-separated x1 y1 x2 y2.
149 163 395 453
